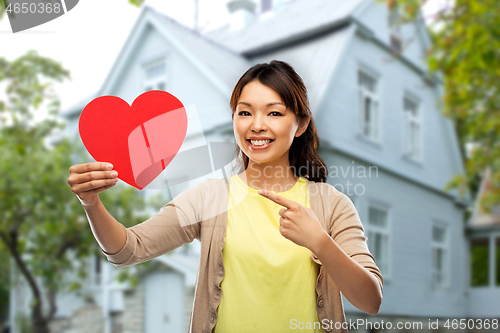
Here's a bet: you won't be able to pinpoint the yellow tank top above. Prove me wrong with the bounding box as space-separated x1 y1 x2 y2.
214 174 322 332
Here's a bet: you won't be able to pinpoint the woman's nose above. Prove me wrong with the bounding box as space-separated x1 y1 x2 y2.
251 114 267 132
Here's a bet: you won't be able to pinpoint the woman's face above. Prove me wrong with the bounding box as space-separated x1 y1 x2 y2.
233 80 304 165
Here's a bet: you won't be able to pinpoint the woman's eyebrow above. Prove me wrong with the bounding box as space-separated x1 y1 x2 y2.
237 101 285 107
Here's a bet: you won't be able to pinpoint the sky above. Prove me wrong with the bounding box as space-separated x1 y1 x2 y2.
0 0 448 122
0 0 228 121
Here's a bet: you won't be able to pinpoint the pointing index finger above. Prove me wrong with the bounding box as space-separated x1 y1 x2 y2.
258 189 295 209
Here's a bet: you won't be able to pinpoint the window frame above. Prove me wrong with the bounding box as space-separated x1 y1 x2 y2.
142 58 167 92
365 201 391 279
468 233 500 288
357 67 381 144
402 93 422 162
430 221 450 289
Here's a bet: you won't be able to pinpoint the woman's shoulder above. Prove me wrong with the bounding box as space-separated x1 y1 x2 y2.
192 177 229 194
305 178 352 205
305 178 342 195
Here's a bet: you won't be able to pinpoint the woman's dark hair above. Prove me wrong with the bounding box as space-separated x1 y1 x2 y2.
229 60 328 183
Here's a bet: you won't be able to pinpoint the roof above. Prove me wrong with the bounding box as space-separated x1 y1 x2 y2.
468 167 500 227
203 0 365 55
60 93 97 117
60 0 366 117
149 7 250 93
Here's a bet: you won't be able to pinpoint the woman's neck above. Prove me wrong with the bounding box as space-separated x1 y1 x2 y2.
239 160 298 193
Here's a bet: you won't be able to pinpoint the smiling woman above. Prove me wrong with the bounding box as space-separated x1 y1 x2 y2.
73 59 383 333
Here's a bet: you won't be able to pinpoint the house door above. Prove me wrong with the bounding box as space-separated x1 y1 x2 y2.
144 270 185 333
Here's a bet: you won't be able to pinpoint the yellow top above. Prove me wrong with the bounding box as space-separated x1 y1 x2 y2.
214 174 322 332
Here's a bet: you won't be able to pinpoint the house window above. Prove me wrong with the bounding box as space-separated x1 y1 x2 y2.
388 4 403 53
403 95 421 160
470 238 489 286
431 224 448 287
470 237 500 287
366 205 389 276
143 59 167 92
358 68 380 141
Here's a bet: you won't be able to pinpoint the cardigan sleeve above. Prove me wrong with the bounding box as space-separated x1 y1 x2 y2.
100 180 206 268
311 191 384 292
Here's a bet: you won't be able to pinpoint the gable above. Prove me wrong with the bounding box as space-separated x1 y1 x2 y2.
469 167 500 226
98 7 248 100
353 0 431 71
249 24 354 112
149 8 249 94
310 21 469 202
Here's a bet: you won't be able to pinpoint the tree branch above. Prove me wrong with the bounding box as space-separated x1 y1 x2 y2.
0 230 45 323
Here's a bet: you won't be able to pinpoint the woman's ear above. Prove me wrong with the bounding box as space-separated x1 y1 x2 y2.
295 117 310 138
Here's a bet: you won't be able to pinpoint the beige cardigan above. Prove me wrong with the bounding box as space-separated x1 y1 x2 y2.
101 177 383 333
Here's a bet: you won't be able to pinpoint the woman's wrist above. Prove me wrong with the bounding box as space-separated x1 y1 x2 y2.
311 232 332 256
78 194 100 208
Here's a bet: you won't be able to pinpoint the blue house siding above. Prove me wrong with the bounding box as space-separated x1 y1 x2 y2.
313 27 465 203
355 0 431 72
319 149 467 319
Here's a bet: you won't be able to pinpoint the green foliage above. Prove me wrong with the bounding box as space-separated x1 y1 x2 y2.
470 241 489 286
128 0 145 7
378 0 500 213
15 313 33 333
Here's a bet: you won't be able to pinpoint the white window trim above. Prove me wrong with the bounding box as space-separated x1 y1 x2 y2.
431 221 450 289
357 67 381 144
402 93 423 162
492 235 499 288
142 58 167 92
365 201 391 280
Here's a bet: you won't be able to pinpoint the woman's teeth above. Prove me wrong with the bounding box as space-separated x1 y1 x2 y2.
250 139 272 146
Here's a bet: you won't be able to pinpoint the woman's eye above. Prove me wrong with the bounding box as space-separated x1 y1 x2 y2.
237 111 282 116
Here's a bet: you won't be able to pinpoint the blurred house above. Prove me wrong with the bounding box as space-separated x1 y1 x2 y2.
11 0 499 332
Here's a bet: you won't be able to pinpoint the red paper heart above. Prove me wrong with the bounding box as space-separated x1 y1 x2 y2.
78 90 187 190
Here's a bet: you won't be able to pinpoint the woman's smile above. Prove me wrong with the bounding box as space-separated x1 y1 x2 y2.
247 137 275 150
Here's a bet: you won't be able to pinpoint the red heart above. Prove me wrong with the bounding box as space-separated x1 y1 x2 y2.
78 90 187 190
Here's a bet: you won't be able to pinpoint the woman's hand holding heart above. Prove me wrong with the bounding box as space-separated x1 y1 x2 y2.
257 188 330 254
